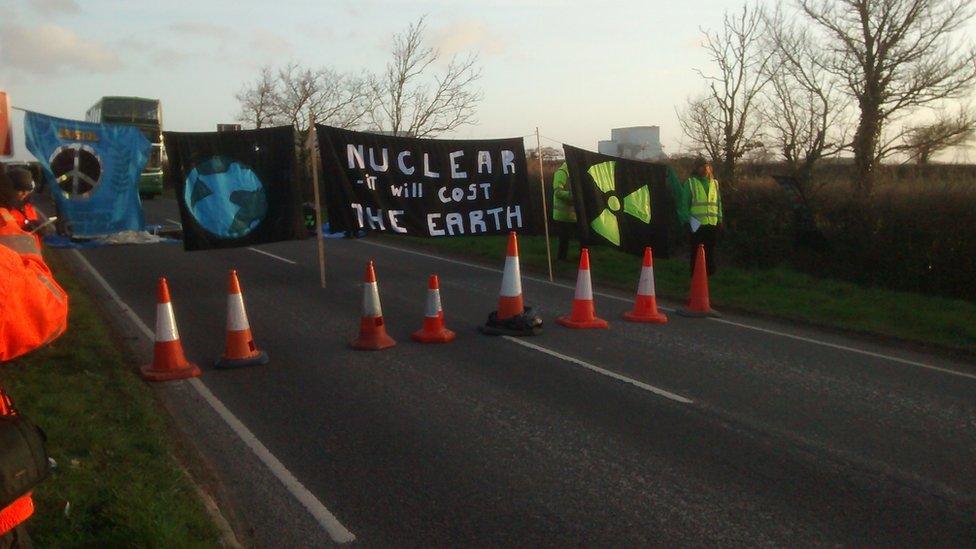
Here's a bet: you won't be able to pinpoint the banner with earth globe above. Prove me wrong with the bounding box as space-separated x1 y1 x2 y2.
164 125 305 251
316 125 540 237
23 111 149 237
562 144 679 257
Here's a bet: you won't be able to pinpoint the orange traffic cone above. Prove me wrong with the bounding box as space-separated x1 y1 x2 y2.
557 248 608 329
623 247 668 324
677 244 720 317
411 275 456 343
351 261 396 350
141 277 202 381
216 270 269 369
497 231 524 320
480 231 542 336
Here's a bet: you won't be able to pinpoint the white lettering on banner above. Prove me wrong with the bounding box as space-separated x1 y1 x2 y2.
502 150 516 174
388 210 407 233
445 212 464 235
427 214 446 236
390 183 423 198
369 148 389 172
477 151 492 174
423 153 440 177
366 207 386 230
437 183 493 203
347 144 365 169
397 151 414 175
426 206 523 236
449 151 467 179
351 203 365 228
469 210 486 233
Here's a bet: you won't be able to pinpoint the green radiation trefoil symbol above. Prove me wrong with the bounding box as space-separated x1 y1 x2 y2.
587 161 651 245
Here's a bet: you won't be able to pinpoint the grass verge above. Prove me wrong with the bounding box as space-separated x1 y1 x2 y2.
389 234 976 355
1 251 220 546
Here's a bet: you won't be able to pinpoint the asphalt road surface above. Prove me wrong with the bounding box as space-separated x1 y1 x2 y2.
61 199 976 546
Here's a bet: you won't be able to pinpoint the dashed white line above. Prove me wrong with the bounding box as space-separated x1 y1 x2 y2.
359 239 975 381
248 247 297 265
502 336 693 404
69 249 356 544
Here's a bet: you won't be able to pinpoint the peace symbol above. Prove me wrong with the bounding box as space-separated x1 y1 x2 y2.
50 144 101 199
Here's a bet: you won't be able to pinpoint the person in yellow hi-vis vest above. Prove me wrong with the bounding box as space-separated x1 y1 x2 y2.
675 158 723 275
551 162 576 261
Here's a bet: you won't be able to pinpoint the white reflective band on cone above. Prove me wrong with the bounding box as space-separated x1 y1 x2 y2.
227 293 250 331
425 289 442 317
638 266 656 296
155 302 180 342
500 256 522 297
363 281 383 317
574 269 593 300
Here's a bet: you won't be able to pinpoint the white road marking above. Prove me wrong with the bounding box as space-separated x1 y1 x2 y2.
502 336 694 404
69 249 356 544
248 247 297 265
359 239 976 381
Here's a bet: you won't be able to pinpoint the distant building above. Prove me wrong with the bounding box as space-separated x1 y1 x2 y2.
598 126 666 161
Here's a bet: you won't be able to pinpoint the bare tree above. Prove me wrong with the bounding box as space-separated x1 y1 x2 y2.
370 17 483 138
901 109 976 164
798 0 976 193
762 7 850 189
679 3 771 186
235 66 277 129
236 63 373 132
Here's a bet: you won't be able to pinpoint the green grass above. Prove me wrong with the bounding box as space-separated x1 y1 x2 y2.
391 234 976 354
1 252 220 547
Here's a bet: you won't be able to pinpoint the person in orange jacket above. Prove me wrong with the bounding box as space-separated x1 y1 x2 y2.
0 166 69 547
0 168 46 235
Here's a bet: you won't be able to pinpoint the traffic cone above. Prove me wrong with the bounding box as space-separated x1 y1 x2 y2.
411 275 456 343
479 231 542 336
623 247 668 324
350 261 396 350
497 231 524 320
677 244 720 317
141 277 202 381
557 248 608 329
215 270 269 369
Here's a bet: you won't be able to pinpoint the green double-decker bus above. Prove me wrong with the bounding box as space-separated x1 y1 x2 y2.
85 96 164 199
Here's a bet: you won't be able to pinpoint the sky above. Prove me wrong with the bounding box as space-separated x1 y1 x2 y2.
1 0 974 162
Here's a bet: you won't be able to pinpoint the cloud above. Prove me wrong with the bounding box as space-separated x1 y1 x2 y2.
431 19 507 60
0 22 122 74
26 0 80 15
166 22 292 65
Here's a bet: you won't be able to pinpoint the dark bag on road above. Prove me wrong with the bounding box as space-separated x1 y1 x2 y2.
0 412 49 508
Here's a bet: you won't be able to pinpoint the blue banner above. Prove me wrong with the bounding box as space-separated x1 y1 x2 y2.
24 111 149 237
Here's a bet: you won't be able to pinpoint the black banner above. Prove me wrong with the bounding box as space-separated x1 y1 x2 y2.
164 126 305 251
562 145 678 256
316 125 538 237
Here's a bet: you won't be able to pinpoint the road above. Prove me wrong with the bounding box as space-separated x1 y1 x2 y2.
62 198 976 546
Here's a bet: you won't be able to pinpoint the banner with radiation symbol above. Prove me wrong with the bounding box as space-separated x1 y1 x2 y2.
163 125 305 251
562 144 679 257
24 111 150 237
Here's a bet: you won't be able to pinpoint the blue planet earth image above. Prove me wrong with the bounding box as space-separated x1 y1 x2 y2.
184 156 268 238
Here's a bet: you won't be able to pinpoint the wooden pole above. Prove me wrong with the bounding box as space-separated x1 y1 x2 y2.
308 113 327 288
536 127 554 282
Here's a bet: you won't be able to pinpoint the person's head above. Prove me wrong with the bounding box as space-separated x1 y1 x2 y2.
692 157 712 178
0 167 34 208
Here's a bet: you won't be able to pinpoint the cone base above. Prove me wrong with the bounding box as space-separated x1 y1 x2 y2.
215 350 269 369
676 307 721 318
411 327 456 343
556 315 609 329
350 332 397 350
478 323 542 337
140 361 202 382
623 310 669 324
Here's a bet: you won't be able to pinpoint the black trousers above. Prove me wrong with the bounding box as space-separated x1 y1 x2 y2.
554 221 576 261
0 525 32 549
689 225 719 276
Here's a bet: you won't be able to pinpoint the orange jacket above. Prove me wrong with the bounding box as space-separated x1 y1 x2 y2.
0 207 68 534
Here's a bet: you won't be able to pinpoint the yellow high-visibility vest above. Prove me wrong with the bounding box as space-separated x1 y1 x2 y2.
689 177 721 226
